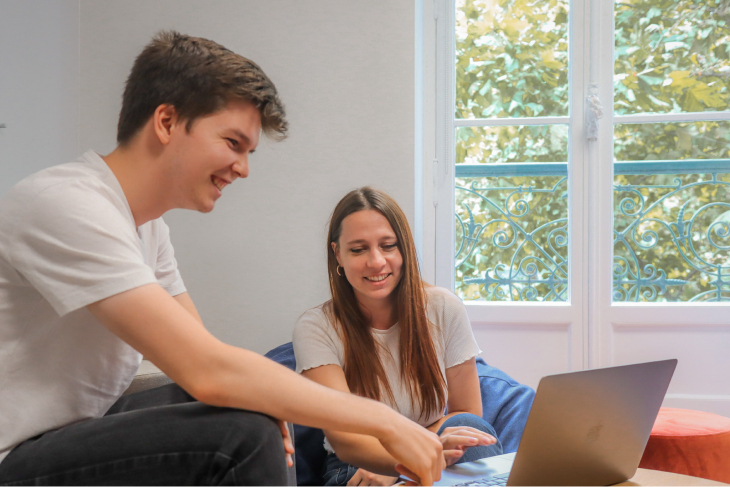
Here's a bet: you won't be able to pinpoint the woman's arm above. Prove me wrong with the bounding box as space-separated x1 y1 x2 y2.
303 364 403 476
427 358 483 433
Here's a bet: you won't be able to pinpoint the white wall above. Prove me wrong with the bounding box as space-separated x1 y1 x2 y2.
0 0 80 196
78 0 416 354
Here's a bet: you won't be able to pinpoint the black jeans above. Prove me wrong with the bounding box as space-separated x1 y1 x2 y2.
0 384 290 486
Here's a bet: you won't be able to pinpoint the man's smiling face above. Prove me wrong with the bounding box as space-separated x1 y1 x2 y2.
166 100 261 213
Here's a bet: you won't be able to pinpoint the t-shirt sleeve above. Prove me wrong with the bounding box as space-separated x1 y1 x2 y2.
151 218 186 297
432 288 482 369
293 308 344 374
8 181 158 316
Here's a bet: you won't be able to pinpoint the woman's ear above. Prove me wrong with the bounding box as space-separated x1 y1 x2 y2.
331 241 341 266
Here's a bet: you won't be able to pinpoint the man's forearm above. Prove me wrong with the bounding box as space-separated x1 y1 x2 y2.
194 343 400 441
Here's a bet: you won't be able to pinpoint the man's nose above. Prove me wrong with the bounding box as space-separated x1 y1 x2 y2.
232 154 249 179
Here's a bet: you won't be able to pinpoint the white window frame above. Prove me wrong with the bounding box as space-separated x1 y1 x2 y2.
423 0 730 409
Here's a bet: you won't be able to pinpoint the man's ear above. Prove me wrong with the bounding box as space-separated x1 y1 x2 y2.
153 104 179 145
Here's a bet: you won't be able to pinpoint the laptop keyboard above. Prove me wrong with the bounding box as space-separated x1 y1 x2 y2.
452 473 510 486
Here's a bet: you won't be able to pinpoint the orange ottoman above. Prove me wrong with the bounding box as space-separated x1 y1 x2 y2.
639 407 730 483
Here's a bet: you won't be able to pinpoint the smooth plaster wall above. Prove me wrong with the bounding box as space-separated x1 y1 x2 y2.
0 0 80 196
79 1 416 354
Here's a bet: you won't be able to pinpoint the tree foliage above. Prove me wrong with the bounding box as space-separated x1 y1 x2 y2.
455 0 569 120
614 0 730 114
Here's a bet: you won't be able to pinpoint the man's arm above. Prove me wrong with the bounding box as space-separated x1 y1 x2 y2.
173 292 203 324
87 283 445 485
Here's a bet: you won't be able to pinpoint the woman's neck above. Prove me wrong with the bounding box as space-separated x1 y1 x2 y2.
357 294 398 331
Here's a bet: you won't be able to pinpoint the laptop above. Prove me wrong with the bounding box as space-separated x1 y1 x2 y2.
435 359 677 486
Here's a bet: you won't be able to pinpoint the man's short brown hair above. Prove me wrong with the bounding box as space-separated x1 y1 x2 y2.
117 31 287 145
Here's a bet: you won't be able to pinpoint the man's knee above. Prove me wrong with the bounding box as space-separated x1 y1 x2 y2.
205 408 282 452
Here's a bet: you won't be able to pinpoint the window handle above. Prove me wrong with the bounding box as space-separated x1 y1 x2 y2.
586 83 603 141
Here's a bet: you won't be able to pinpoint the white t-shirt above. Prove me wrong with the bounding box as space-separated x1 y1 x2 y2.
0 151 186 463
293 286 481 453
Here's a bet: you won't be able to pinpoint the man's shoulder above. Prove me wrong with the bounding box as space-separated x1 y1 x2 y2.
0 154 133 251
10 160 109 200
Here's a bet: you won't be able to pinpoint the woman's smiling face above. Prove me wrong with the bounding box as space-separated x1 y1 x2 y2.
333 209 403 308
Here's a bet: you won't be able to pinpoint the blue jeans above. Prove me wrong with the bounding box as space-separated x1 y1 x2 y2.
322 413 503 486
0 383 291 486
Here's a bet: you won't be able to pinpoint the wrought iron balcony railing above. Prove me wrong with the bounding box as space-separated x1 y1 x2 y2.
455 160 730 303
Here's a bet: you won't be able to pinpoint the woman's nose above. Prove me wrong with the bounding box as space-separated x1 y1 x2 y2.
368 249 386 267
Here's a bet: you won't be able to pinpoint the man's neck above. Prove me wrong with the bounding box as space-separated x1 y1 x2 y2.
102 144 170 228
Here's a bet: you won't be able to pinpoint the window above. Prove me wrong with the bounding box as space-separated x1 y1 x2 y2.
429 0 730 415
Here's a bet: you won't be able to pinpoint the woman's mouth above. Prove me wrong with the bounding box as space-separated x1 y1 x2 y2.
365 273 390 283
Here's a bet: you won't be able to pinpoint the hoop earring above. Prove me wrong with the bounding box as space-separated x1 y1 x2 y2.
336 265 343 277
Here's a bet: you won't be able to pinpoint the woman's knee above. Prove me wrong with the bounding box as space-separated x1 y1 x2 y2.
438 413 497 437
438 413 503 463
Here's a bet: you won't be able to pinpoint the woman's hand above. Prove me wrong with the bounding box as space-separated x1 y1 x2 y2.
277 420 295 468
347 468 399 486
438 426 497 466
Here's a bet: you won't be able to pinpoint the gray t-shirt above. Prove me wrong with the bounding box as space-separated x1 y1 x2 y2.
293 286 481 439
0 151 186 463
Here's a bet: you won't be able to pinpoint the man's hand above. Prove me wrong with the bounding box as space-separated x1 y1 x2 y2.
439 426 497 466
347 468 398 486
278 420 294 468
380 417 444 486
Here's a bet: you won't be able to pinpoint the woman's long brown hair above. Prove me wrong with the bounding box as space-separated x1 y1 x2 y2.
326 187 446 420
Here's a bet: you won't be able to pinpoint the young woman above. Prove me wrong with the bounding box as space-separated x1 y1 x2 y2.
293 187 503 486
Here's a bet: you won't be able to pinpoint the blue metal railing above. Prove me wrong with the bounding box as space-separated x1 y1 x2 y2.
455 159 730 177
454 159 730 303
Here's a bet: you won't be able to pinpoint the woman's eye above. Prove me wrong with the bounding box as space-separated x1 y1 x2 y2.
383 244 398 251
350 248 364 254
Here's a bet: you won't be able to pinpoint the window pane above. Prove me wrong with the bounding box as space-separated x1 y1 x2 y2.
614 0 730 115
614 121 730 161
614 171 730 302
456 125 569 164
455 175 568 302
455 0 569 119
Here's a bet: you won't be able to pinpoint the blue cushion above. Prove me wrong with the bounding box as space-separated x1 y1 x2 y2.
264 342 534 485
265 343 327 485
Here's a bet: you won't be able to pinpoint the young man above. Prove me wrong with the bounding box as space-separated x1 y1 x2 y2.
0 31 453 485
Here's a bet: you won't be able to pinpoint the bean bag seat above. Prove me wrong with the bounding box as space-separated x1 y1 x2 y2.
265 342 534 485
639 407 730 483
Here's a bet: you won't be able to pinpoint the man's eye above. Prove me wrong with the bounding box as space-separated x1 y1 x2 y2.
226 138 239 148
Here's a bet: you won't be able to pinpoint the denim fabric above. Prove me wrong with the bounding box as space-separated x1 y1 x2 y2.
263 342 534 485
0 383 289 486
474 358 535 453
436 413 503 463
321 454 359 487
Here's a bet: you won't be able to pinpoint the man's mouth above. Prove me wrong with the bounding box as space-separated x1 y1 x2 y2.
365 273 390 282
211 175 229 192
